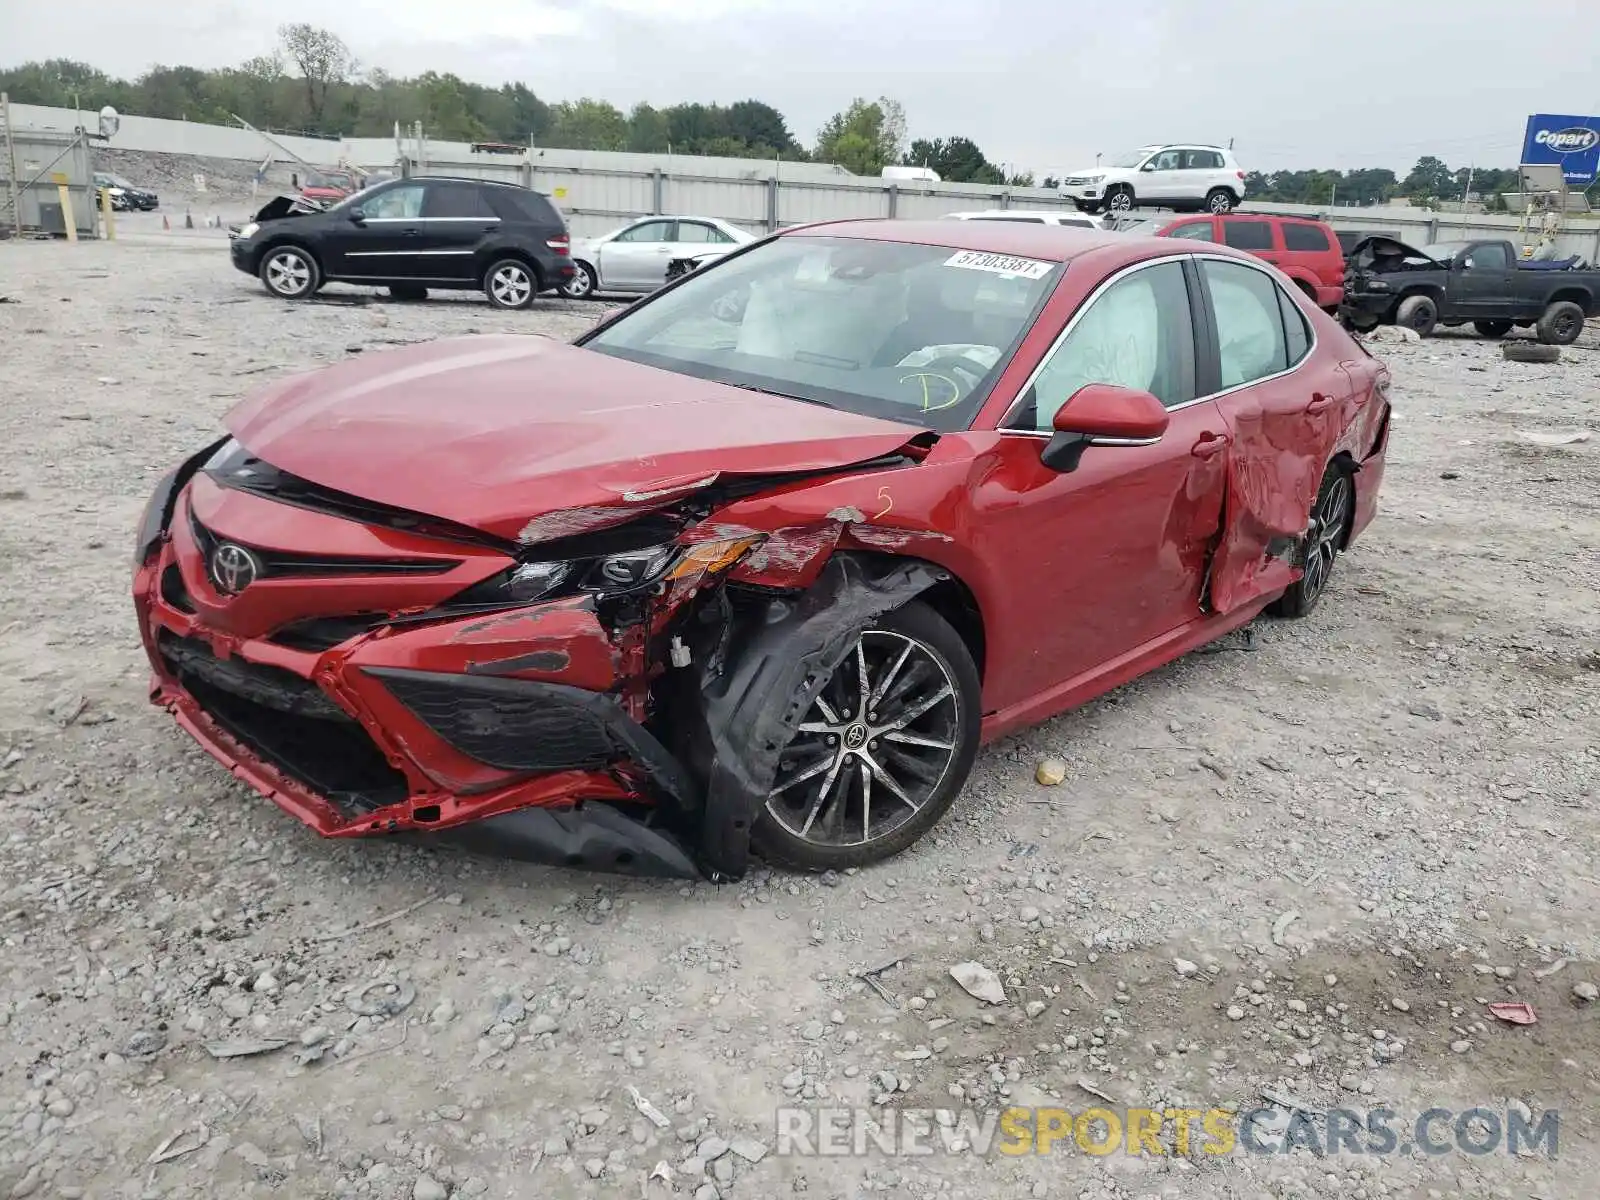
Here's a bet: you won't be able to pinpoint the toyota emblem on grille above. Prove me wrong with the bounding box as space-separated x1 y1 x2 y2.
210 542 261 594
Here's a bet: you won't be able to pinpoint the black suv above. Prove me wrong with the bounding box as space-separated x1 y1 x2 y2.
229 176 575 309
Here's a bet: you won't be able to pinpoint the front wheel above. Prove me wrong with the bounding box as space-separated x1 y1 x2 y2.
258 245 319 300
1268 464 1353 619
1104 186 1135 214
483 258 537 309
1395 294 1438 337
752 602 981 872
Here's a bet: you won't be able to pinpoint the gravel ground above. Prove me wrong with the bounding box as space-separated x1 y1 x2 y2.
1 236 1598 1200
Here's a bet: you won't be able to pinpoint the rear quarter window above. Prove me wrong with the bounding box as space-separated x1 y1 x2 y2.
489 188 563 226
1282 222 1333 253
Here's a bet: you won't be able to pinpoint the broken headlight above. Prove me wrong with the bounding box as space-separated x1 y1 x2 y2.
446 537 764 611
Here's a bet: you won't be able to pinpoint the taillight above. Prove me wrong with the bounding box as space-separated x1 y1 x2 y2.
546 235 570 256
1236 171 1245 180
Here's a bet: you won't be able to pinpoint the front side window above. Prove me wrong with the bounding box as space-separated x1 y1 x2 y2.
584 235 1060 432
1462 242 1510 270
1203 260 1290 387
1168 221 1218 242
361 185 424 220
1222 220 1274 251
1015 260 1196 429
1148 150 1182 171
616 220 675 243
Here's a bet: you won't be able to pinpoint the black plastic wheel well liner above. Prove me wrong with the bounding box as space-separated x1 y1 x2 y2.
689 551 949 878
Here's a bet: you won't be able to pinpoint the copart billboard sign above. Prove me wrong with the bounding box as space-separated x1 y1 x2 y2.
1521 115 1600 186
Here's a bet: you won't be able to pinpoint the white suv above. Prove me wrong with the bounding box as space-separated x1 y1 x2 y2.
1058 145 1245 216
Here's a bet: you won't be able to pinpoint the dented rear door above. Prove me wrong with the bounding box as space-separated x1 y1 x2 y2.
1196 257 1351 613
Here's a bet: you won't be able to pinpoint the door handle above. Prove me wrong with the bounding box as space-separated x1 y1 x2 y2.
1305 392 1337 415
401 227 421 237
1191 432 1231 458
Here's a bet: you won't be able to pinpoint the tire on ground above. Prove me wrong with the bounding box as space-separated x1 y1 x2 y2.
750 600 982 873
1502 340 1560 364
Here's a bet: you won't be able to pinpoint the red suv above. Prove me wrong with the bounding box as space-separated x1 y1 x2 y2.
1129 213 1345 310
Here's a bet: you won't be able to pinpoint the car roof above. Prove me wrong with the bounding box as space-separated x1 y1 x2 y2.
779 218 1136 263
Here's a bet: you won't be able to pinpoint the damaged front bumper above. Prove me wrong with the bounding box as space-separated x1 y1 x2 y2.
134 473 949 881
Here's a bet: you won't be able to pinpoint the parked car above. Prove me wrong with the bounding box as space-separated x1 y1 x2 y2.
1058 145 1246 215
1120 213 1346 310
1341 235 1600 342
299 169 358 204
562 216 756 298
944 209 1109 230
135 220 1390 880
92 171 159 211
228 175 575 309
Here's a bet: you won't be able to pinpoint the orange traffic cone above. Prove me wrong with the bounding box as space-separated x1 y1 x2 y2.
184 211 193 229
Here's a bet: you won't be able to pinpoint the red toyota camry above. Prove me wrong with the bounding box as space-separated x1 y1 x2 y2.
132 219 1391 880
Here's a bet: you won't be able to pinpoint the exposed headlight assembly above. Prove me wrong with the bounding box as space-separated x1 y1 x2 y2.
235 221 259 239
449 535 764 610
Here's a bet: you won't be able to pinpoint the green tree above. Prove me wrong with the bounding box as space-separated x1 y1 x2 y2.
277 23 354 130
627 102 670 152
546 98 628 151
903 136 1002 183
815 97 905 175
1402 155 1453 200
726 99 796 155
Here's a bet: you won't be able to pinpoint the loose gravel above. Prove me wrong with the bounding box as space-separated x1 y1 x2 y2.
1 236 1598 1200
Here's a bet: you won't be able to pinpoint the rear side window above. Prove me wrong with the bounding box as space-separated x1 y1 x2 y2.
423 185 494 220
677 222 737 243
1222 220 1274 251
1202 260 1289 387
1282 222 1332 252
1183 150 1225 169
487 188 561 225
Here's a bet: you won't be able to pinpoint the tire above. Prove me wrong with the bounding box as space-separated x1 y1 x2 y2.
751 601 982 873
483 258 538 310
1294 280 1319 305
1104 186 1135 214
1473 320 1512 338
560 260 598 300
1205 187 1237 214
1395 294 1438 337
258 245 319 300
1502 340 1560 364
1535 300 1585 345
1344 311 1380 333
387 285 428 302
1267 463 1354 619
1073 200 1101 214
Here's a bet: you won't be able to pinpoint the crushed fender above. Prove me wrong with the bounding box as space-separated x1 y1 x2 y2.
683 552 948 878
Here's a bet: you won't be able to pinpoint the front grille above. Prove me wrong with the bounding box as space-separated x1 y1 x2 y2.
268 615 388 653
189 511 461 580
370 668 619 773
159 632 407 817
161 565 195 613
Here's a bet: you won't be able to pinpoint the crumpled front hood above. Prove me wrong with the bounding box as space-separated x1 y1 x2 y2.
224 336 923 545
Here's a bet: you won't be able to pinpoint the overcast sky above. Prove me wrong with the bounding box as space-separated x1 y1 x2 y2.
6 0 1600 175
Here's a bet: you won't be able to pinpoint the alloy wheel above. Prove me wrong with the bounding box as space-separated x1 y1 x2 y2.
265 252 311 297
490 264 533 307
1208 191 1232 213
562 265 594 299
1301 474 1351 603
1108 191 1132 213
765 629 961 849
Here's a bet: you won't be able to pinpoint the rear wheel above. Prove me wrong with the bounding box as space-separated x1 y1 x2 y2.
752 602 981 873
1205 187 1237 214
1268 465 1353 619
258 245 319 300
1395 294 1438 337
1473 319 1512 338
1536 300 1585 345
483 258 537 309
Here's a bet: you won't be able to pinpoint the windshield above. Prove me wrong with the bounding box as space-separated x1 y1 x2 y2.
1117 218 1166 236
583 235 1060 432
1108 148 1156 169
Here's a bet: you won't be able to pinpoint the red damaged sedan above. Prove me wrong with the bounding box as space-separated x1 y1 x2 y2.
132 220 1391 880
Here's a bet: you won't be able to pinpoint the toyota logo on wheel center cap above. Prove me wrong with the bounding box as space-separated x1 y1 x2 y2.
843 723 869 751
210 542 262 594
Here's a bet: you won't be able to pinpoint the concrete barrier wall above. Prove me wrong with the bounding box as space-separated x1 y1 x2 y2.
12 102 1600 257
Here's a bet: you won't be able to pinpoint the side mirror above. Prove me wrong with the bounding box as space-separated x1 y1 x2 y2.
1140 162 1157 172
348 207 366 224
1040 383 1170 473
